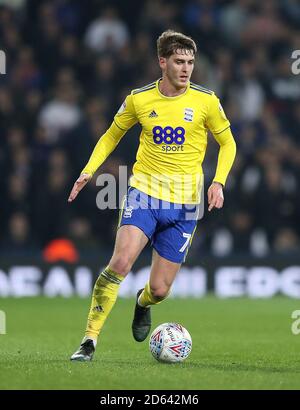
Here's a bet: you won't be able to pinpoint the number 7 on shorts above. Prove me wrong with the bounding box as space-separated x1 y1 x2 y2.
179 233 191 253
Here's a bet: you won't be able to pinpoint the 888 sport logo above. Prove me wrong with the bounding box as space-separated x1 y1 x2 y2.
152 126 185 152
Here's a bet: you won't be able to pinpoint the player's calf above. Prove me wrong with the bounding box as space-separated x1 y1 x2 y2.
149 285 170 301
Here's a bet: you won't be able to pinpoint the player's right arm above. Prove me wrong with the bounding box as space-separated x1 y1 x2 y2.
68 94 137 202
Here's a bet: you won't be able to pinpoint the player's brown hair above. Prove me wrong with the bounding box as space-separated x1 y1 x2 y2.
157 30 197 58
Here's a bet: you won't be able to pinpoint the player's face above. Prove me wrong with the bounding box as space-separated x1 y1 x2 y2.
160 49 195 89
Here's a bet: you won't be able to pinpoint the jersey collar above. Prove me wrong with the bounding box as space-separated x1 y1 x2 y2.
156 78 190 100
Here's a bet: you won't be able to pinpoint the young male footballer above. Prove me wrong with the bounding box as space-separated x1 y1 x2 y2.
68 30 236 361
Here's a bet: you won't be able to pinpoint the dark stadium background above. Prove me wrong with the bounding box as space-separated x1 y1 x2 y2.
0 0 300 298
2 0 300 392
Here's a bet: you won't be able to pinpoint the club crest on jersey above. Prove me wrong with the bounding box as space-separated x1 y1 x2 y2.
184 108 194 122
123 205 134 218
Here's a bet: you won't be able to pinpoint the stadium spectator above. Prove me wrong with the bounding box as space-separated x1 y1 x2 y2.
1 211 39 254
84 7 130 53
38 69 82 142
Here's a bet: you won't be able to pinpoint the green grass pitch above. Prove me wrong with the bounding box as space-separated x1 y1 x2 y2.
0 296 300 390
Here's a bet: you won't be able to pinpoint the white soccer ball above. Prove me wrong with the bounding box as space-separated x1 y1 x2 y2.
149 322 192 363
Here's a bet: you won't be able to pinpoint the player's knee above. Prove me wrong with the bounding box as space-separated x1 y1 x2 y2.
109 255 133 276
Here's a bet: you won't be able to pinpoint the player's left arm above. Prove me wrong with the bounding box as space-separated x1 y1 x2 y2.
206 94 237 211
68 94 138 202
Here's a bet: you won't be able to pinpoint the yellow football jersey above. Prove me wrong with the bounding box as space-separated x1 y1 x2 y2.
113 79 231 203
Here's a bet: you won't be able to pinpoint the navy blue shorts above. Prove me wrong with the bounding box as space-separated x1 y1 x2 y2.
118 187 198 263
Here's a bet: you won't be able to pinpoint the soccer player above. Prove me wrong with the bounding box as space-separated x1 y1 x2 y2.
69 30 236 361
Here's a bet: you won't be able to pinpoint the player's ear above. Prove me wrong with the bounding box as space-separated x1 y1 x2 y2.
158 56 166 70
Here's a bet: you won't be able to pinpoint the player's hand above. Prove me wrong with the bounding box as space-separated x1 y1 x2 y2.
207 182 224 212
68 173 92 202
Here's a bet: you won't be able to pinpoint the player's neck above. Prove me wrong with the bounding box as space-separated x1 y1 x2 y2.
159 77 187 97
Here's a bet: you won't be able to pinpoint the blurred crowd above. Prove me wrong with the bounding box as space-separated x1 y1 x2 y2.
0 0 300 259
